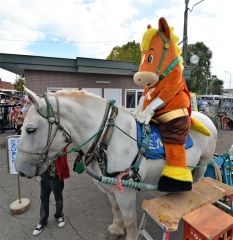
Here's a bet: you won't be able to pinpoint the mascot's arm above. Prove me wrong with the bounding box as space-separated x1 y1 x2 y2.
132 95 145 117
136 91 165 124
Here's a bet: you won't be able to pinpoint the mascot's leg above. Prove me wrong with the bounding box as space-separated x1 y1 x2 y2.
158 143 192 192
157 116 193 192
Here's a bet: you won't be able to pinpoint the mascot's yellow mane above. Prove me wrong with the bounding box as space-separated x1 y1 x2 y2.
141 26 183 70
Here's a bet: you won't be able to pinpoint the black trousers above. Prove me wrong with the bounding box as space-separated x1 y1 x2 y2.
39 170 64 226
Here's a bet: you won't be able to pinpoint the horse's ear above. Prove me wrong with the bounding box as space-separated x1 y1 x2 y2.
24 86 42 110
158 17 170 39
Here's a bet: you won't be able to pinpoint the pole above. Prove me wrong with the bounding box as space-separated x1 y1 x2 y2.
182 0 189 65
205 77 209 94
17 174 22 204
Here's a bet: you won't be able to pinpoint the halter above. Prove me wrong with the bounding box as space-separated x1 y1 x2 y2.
17 94 72 174
156 31 180 81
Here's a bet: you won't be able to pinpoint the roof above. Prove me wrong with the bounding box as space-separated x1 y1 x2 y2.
0 79 15 90
0 53 138 76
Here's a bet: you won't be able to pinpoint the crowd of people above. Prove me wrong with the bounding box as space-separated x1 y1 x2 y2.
0 96 30 134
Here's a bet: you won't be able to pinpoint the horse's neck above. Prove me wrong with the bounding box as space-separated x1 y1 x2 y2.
61 96 138 171
62 97 109 153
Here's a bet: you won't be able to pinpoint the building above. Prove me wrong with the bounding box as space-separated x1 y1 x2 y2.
0 53 142 110
0 78 16 92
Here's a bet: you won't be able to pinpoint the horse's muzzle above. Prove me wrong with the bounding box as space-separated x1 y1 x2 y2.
18 171 33 179
18 171 26 177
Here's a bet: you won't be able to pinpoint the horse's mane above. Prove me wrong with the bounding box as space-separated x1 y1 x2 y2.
140 26 183 69
54 89 105 101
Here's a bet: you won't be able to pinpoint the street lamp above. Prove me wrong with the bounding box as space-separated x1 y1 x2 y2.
182 0 205 65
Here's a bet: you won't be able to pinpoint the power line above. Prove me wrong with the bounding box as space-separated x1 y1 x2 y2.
0 38 131 44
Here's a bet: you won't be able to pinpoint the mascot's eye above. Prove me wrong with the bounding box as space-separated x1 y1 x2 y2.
148 54 153 63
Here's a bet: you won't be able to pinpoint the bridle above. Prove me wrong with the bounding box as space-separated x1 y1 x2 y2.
155 31 180 81
17 94 72 174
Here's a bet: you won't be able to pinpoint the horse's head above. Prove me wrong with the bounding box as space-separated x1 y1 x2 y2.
16 87 71 178
134 17 183 88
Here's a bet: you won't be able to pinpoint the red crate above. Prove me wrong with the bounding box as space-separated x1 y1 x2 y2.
183 203 233 240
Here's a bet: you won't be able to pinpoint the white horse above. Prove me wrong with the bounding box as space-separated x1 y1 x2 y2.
16 88 217 240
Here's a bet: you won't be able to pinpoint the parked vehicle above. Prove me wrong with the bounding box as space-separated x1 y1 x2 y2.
198 95 222 106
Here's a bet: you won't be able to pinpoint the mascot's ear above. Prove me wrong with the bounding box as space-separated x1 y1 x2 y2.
24 86 42 110
158 17 170 39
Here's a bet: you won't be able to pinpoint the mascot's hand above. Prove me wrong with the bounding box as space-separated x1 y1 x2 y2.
132 104 143 118
136 107 154 124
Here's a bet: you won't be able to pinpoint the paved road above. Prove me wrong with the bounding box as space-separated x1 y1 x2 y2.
0 129 232 240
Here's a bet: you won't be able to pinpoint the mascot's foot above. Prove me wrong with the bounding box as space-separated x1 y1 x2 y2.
158 165 193 192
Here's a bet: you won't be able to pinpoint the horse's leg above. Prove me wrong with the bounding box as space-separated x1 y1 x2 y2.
192 157 208 182
106 192 125 239
96 182 124 240
114 189 137 240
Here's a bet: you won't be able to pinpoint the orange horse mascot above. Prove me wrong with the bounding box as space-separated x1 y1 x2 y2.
134 17 192 192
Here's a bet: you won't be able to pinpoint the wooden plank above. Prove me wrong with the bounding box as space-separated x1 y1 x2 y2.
142 177 233 231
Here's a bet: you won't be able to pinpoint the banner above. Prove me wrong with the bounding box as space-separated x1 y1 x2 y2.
7 135 20 175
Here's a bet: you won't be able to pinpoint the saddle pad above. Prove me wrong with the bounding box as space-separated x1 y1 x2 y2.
136 122 193 160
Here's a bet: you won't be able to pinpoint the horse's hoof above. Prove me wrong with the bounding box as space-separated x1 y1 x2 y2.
105 231 125 240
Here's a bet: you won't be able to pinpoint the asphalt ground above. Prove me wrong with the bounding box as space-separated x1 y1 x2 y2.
0 129 232 240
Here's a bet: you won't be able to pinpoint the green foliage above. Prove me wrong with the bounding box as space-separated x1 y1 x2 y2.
14 78 25 93
209 75 224 95
106 41 141 65
186 42 223 95
186 42 212 94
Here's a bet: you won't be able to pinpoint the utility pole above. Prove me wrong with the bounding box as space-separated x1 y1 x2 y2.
182 0 189 66
182 0 205 65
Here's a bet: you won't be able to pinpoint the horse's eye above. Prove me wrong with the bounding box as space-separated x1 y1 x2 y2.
148 54 153 63
26 128 36 134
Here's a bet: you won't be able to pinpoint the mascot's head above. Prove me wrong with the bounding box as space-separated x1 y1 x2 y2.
134 17 183 88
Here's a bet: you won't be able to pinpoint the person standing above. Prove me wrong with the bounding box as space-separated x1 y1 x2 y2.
33 149 70 236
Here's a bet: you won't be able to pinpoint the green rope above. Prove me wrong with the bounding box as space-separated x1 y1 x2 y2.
101 176 157 190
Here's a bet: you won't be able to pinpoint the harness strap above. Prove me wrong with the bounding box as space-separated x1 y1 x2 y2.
98 106 118 175
132 124 151 172
85 101 112 165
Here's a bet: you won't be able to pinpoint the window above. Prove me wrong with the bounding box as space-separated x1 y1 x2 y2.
125 89 143 109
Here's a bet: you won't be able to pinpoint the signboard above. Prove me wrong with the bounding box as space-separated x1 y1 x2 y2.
190 92 198 112
7 135 20 175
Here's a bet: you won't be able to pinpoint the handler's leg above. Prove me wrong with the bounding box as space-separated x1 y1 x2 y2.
50 177 65 227
39 171 52 226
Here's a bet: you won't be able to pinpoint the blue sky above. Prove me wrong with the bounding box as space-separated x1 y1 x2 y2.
0 0 232 88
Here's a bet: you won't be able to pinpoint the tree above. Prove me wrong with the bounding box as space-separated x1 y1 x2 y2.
106 41 141 65
14 77 25 94
186 42 212 94
208 75 224 95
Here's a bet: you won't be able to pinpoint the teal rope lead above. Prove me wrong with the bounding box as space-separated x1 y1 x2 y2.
101 176 157 190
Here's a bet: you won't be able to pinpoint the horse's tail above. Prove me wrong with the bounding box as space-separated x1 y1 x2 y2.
191 117 211 136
